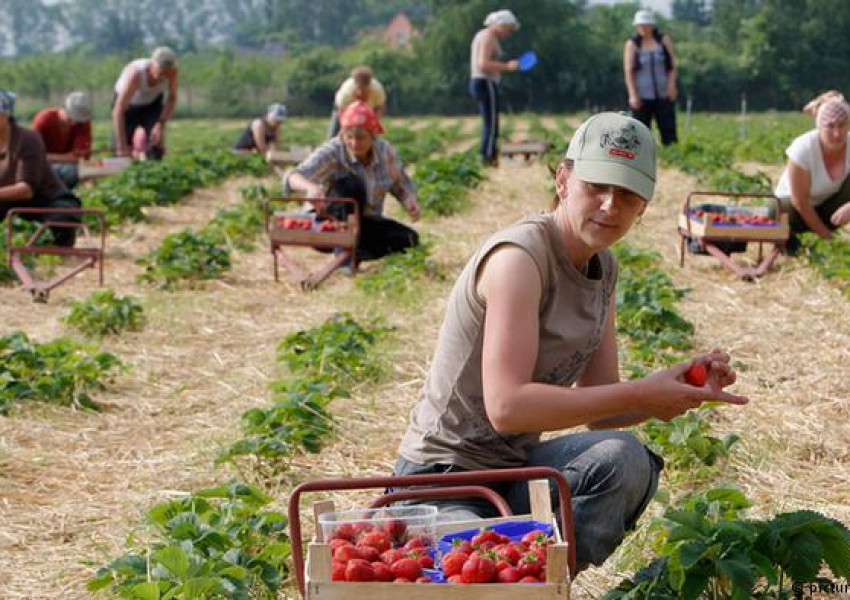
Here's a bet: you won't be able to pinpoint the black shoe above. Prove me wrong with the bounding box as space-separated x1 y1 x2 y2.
785 233 801 256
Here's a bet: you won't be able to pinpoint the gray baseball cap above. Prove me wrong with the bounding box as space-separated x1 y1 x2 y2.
151 46 177 69
565 112 657 201
266 103 287 123
65 91 92 123
0 90 16 116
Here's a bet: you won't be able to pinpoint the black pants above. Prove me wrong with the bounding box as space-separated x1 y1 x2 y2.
326 173 418 262
788 173 850 234
470 78 500 164
0 192 82 247
114 93 165 160
632 98 678 146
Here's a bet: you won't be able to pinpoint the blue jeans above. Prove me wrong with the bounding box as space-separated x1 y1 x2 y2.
394 431 663 567
470 78 500 164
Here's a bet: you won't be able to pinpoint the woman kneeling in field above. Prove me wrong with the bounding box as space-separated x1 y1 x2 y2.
285 101 421 290
395 112 748 570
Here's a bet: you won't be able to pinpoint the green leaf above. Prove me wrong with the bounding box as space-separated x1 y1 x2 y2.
153 545 190 578
130 581 162 600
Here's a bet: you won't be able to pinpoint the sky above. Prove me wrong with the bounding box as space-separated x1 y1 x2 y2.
588 0 673 18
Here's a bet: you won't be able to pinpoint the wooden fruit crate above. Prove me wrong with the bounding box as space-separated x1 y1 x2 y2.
677 209 789 242
288 467 575 599
269 213 358 248
501 140 553 162
78 157 132 181
266 146 313 166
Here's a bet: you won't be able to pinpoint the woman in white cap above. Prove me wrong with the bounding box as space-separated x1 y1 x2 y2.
395 112 747 570
31 91 93 189
774 97 850 252
624 9 678 146
0 90 83 247
469 9 520 167
112 46 179 161
232 103 288 155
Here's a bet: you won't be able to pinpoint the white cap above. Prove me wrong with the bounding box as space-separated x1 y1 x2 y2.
266 103 287 123
65 91 92 123
633 10 656 26
484 9 520 29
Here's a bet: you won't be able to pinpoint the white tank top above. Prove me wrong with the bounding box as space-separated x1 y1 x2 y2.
470 29 502 84
114 59 168 106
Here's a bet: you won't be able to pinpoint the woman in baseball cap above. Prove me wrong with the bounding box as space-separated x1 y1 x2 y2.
232 102 287 155
394 112 747 570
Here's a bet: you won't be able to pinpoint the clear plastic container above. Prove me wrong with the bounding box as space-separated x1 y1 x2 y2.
318 505 438 550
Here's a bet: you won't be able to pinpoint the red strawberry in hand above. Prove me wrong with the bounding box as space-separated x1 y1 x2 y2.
684 363 708 387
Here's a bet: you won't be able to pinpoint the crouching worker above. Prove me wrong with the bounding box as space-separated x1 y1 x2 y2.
31 91 93 190
284 100 421 290
0 91 83 247
395 112 749 572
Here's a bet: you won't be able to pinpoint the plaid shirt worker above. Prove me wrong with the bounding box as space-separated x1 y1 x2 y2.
287 137 416 217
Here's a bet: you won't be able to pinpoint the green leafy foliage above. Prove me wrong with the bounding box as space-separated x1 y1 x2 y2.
613 244 694 371
82 150 266 226
640 406 741 472
63 289 145 337
799 233 850 300
414 151 483 217
276 314 389 385
604 487 850 600
88 483 290 599
203 185 270 252
216 377 347 467
136 230 232 290
356 242 443 297
0 331 121 415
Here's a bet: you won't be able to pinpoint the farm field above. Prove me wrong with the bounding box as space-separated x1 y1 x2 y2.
1 113 849 599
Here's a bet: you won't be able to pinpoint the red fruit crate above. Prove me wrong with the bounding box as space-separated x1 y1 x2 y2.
288 467 574 599
678 190 790 280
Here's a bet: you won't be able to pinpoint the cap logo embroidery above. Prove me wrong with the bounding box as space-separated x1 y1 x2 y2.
599 124 641 160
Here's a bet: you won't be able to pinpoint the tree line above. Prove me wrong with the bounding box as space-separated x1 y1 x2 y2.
2 0 849 119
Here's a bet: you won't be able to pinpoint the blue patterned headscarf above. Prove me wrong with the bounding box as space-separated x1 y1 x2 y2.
0 90 16 116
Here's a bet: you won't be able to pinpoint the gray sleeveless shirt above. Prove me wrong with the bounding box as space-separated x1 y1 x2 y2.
470 29 502 84
398 213 618 470
635 42 670 100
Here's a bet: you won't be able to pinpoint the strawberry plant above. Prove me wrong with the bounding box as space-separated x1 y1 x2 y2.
88 483 290 599
63 289 145 337
604 486 850 600
276 314 389 385
216 377 348 470
356 242 443 298
0 331 121 415
415 151 484 217
799 233 850 300
136 229 231 289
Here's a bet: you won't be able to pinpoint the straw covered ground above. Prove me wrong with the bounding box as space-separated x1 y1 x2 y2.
0 116 848 599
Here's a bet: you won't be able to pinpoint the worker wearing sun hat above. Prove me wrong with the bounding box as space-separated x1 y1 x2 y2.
0 89 84 247
31 91 93 189
396 111 747 571
470 9 521 167
112 46 179 160
775 97 850 251
624 8 679 146
232 102 288 156
284 100 420 289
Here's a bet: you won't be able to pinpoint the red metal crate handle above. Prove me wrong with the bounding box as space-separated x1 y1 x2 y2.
287 466 576 597
368 485 513 515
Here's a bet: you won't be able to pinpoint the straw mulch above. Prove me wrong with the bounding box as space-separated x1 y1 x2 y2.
1 121 848 599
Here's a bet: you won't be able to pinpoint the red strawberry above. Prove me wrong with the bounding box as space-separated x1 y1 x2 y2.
415 576 432 583
450 538 473 555
521 530 550 547
329 538 353 552
380 548 406 566
359 531 391 554
517 554 543 579
356 545 380 562
332 523 356 542
461 556 497 583
331 560 346 581
447 574 464 584
496 566 521 583
390 557 422 581
520 575 541 583
371 561 394 582
684 363 708 387
333 545 361 564
441 551 468 577
383 518 407 543
345 559 374 582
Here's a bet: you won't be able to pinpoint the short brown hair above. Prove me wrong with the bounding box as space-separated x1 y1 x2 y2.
351 65 373 86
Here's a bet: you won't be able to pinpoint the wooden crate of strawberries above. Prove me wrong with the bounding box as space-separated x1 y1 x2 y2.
269 212 358 248
304 479 571 599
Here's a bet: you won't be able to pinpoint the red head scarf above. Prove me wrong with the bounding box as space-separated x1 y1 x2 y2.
339 100 384 135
